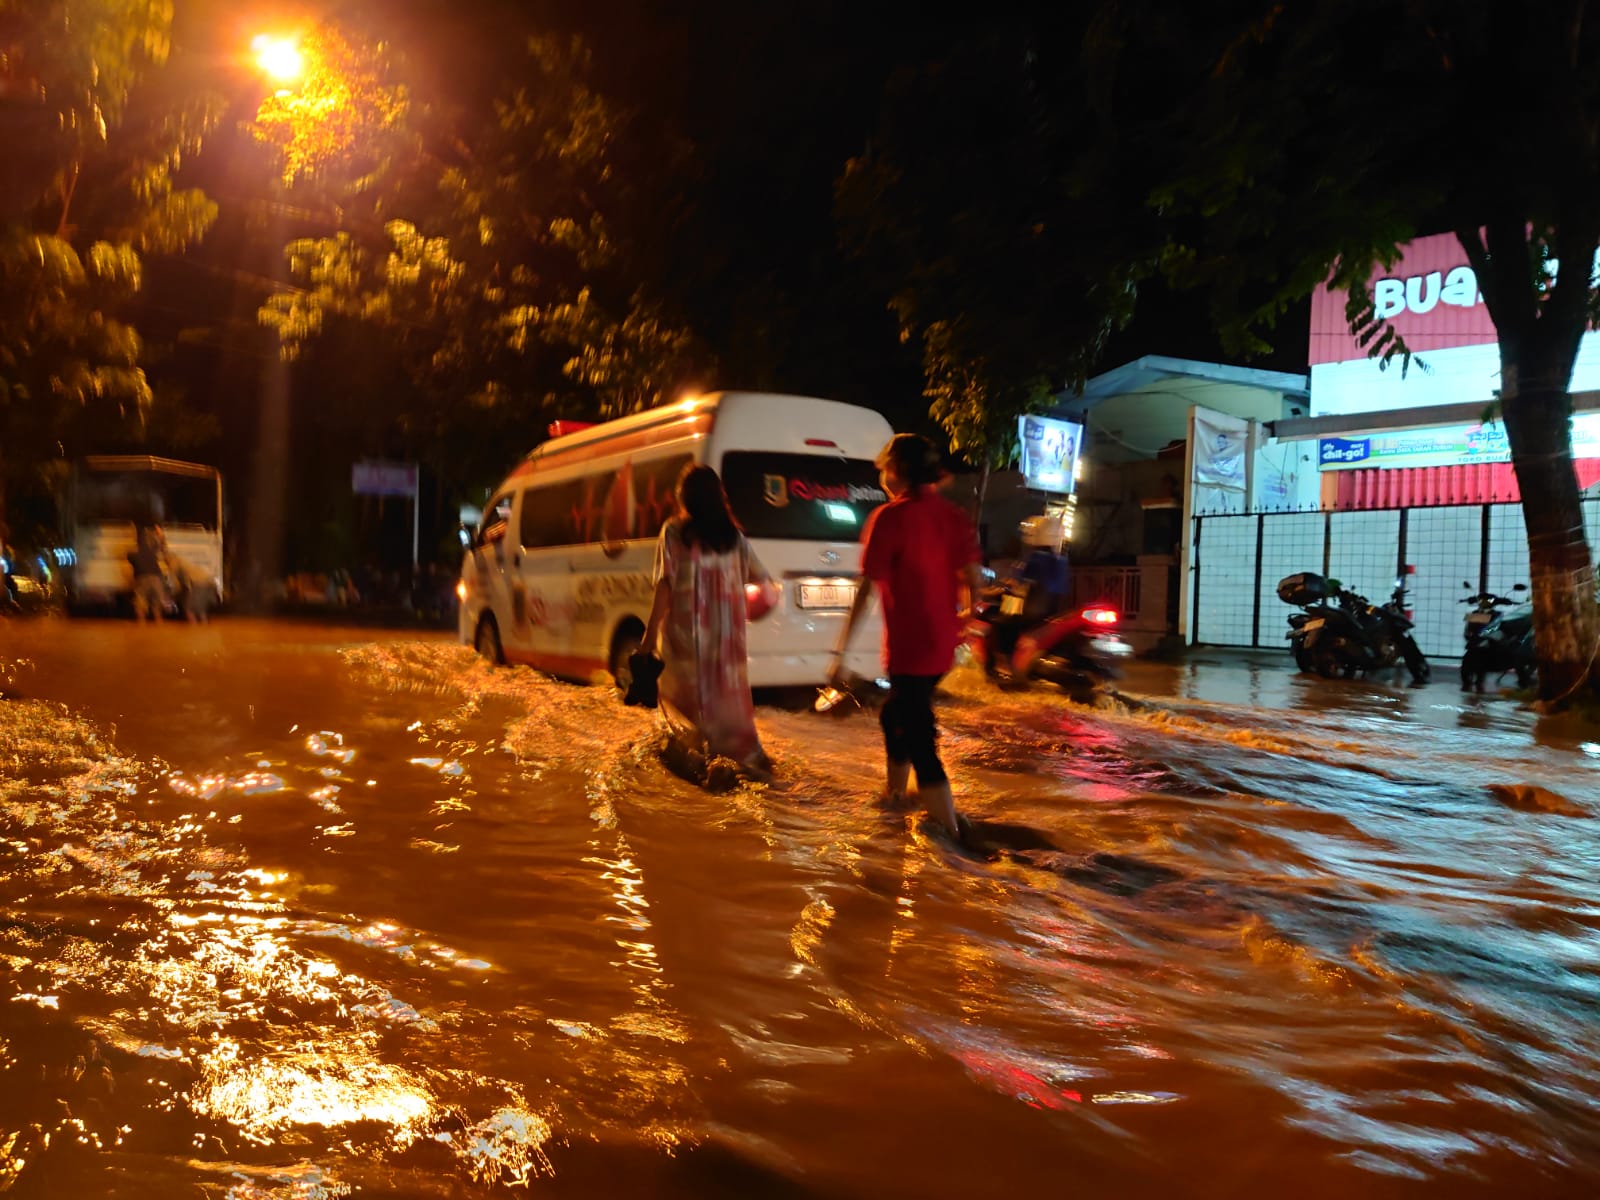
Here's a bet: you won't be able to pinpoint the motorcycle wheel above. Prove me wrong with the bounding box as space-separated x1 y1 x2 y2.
1515 663 1536 690
1314 645 1342 679
1402 641 1430 686
1459 657 1480 692
1292 645 1314 673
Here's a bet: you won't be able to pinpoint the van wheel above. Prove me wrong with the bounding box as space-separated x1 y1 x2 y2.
609 622 645 691
475 615 504 665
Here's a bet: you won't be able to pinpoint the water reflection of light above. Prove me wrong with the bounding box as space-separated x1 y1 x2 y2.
306 731 356 764
451 1107 554 1186
1582 742 1599 761
952 940 1001 1019
240 868 287 887
1091 1090 1181 1104
789 893 835 971
886 841 925 970
192 1041 434 1146
585 843 668 1008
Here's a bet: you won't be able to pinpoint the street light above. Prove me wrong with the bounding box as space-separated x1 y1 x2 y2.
251 35 305 86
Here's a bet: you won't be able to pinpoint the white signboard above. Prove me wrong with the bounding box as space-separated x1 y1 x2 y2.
352 460 418 497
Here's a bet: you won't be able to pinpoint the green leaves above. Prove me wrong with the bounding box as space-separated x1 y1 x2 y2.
250 27 411 188
253 25 709 464
1 0 221 521
840 27 1146 477
534 287 702 419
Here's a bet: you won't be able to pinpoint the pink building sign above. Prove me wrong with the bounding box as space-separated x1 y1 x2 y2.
1309 231 1499 366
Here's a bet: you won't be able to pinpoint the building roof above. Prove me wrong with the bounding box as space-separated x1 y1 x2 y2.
1051 356 1310 464
1065 355 1309 407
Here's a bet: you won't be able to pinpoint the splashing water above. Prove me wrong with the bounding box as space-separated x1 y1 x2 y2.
1 619 1597 1197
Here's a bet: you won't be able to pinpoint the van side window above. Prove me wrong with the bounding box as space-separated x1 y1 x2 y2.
476 493 513 548
519 472 618 548
512 454 693 549
631 454 693 539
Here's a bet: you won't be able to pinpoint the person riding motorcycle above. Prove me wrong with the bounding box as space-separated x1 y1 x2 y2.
985 516 1070 674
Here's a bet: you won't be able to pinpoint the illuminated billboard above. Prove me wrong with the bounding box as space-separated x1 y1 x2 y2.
1018 415 1082 494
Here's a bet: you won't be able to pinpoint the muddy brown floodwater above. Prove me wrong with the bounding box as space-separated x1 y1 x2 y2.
1 617 1597 1199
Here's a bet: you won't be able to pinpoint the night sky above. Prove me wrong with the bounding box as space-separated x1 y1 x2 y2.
125 1 1307 569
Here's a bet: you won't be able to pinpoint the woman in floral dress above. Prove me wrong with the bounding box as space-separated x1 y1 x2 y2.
643 464 775 781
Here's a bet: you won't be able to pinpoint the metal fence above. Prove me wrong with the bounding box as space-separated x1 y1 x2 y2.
1071 566 1141 618
1191 498 1600 658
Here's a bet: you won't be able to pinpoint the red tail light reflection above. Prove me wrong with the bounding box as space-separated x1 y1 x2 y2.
1081 607 1119 625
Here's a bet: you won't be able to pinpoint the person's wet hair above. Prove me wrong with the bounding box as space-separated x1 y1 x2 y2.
676 464 741 555
877 433 944 488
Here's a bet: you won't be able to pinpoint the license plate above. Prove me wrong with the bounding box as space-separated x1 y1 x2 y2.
797 579 857 610
1000 593 1025 616
1303 618 1325 631
1467 612 1493 625
1091 637 1132 656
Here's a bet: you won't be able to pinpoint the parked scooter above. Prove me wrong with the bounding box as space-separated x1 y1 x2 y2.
1459 581 1535 692
1278 572 1430 686
964 579 1132 699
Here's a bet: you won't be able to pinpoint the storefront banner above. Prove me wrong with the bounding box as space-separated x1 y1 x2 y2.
1318 412 1600 471
1017 414 1082 493
1193 409 1248 490
1311 230 1600 367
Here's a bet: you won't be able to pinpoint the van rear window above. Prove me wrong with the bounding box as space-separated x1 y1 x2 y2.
721 452 887 541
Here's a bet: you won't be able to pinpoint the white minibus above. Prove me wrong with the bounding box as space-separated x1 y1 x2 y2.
458 392 892 687
59 456 224 612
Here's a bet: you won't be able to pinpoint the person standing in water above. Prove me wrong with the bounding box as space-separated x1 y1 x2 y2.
830 434 982 840
128 524 170 623
644 464 778 783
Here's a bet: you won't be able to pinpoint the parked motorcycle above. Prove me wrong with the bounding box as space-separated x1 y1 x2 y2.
1279 572 1349 674
1278 572 1430 686
1459 581 1535 692
964 581 1132 699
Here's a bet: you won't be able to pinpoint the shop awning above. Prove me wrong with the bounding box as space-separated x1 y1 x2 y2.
1269 391 1600 441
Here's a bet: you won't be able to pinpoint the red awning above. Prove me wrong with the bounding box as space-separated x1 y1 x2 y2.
1334 460 1600 509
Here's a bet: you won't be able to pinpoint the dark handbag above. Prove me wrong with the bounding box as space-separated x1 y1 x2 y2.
623 652 664 708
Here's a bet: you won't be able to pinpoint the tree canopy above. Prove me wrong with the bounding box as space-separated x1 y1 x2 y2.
837 25 1149 502
249 25 711 492
0 0 219 537
1083 0 1600 702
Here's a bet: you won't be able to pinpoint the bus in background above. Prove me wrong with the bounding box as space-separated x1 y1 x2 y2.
459 392 892 688
58 456 224 612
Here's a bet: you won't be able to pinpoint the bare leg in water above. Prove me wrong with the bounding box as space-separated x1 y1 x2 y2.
881 758 912 806
916 780 962 841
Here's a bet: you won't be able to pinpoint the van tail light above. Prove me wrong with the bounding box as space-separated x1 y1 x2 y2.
804 438 839 448
1082 607 1119 625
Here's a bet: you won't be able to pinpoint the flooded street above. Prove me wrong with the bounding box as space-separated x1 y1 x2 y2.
1 618 1597 1198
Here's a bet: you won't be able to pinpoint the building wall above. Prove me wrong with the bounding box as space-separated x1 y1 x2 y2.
1086 378 1298 463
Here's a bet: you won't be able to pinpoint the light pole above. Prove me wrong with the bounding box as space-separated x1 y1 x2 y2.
241 33 305 608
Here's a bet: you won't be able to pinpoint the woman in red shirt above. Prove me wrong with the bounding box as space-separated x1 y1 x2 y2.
830 434 982 840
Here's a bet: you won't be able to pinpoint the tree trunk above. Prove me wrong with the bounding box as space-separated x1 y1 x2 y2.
1499 343 1599 706
972 458 991 559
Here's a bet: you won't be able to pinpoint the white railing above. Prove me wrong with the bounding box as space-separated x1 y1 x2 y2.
1071 566 1141 617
